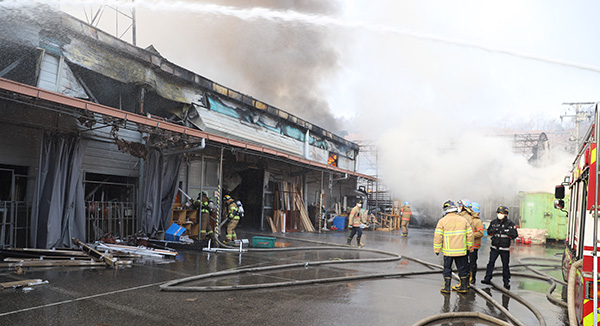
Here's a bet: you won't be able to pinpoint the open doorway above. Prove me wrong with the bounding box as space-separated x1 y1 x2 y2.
224 168 264 231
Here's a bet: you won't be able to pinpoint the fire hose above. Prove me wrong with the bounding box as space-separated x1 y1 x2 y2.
161 234 567 326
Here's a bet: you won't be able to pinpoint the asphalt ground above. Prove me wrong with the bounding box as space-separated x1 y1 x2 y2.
0 228 568 326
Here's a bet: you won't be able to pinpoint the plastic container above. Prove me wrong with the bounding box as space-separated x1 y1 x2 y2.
165 223 187 241
252 236 276 248
332 216 346 231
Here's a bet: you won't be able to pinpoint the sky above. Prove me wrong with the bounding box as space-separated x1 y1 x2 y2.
6 0 600 213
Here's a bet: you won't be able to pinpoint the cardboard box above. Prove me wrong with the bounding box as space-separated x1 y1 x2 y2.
165 223 187 241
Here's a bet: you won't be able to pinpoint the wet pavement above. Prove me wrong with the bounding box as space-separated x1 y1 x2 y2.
0 228 568 325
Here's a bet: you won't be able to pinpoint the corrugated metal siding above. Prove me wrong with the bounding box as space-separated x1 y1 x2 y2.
337 156 354 171
82 129 141 177
198 108 304 157
37 53 87 98
37 53 59 92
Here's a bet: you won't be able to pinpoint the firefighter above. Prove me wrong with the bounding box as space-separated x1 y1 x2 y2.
469 202 485 284
434 200 474 294
347 200 366 247
455 199 474 290
224 195 241 243
400 201 412 237
481 206 518 289
198 192 214 240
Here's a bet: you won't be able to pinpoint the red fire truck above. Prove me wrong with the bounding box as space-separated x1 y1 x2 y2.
556 105 600 325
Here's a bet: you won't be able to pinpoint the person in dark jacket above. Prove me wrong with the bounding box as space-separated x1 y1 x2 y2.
481 206 518 289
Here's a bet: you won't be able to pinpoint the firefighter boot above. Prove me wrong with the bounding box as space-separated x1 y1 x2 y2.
470 271 476 284
347 237 352 245
456 276 469 294
357 237 365 247
452 276 469 293
440 277 452 294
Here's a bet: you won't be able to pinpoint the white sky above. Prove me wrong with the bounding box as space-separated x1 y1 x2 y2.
9 0 600 206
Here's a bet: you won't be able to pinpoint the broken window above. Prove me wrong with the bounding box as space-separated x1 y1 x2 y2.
328 153 338 167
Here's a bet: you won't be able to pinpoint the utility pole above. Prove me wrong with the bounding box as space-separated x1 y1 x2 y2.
561 102 595 153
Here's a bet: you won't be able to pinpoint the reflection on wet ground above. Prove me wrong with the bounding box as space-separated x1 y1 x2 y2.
0 228 569 325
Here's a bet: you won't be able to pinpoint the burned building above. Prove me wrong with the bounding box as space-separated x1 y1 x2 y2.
0 6 372 248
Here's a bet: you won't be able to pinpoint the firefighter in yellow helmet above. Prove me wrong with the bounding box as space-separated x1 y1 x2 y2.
224 195 241 243
400 201 412 237
434 200 473 294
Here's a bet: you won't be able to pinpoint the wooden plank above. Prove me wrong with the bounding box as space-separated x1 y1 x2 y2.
267 216 276 233
72 238 117 268
1 279 46 289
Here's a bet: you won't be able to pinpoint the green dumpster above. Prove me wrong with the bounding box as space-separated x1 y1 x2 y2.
518 191 569 240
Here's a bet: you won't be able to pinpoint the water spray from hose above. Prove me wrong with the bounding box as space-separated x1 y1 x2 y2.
5 0 600 75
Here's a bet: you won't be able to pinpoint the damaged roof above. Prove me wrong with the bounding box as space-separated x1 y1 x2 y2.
0 5 366 175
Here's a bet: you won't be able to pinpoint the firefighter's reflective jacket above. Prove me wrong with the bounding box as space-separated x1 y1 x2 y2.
228 202 241 220
201 200 214 214
434 212 474 256
471 212 485 249
348 205 365 227
401 205 412 221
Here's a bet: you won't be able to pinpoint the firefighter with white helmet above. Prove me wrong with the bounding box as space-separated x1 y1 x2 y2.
400 201 412 237
434 200 474 294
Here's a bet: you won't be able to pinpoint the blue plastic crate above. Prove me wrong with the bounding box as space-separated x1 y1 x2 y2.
165 223 187 241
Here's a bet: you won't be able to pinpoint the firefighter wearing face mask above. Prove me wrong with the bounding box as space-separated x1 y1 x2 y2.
347 200 366 247
481 206 518 289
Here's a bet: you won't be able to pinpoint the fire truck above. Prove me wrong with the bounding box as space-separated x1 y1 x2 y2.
556 105 600 325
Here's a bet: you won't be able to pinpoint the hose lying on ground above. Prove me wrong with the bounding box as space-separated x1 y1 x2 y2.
411 311 512 326
168 233 564 326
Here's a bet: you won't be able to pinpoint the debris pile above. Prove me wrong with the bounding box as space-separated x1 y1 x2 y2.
0 237 178 274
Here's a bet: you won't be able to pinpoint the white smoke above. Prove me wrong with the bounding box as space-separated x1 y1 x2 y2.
377 110 573 220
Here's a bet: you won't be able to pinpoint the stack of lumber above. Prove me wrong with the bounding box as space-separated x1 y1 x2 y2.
294 184 315 232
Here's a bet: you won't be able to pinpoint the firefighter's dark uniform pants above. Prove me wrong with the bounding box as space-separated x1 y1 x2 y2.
443 255 469 278
484 248 510 283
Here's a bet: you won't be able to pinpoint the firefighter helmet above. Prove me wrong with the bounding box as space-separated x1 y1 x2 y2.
458 199 471 208
404 201 410 206
224 194 233 202
471 202 480 213
443 200 458 213
497 206 509 215
443 200 454 209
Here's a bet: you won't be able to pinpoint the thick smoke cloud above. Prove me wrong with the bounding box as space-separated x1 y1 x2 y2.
137 0 344 131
